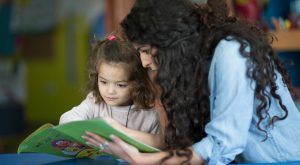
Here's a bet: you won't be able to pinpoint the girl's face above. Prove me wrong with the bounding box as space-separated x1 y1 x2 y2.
97 62 132 106
133 43 158 72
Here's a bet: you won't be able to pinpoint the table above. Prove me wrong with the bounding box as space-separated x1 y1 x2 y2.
0 153 129 165
1 153 299 165
234 162 300 165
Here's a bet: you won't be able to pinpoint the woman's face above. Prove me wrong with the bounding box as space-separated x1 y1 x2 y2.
133 43 158 72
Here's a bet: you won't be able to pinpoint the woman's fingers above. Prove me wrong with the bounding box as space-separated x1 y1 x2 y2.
82 131 141 163
82 131 112 154
110 135 139 154
107 135 138 162
82 131 103 146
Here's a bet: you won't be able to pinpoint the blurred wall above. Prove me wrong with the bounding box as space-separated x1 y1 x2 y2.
0 0 138 126
1 0 139 153
1 0 105 126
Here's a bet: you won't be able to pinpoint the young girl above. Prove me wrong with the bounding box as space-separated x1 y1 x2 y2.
59 34 159 134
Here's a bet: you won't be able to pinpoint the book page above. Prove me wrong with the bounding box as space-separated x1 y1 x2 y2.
18 123 102 158
54 119 160 153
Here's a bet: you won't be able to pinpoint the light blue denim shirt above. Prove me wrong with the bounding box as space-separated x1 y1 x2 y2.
192 39 300 165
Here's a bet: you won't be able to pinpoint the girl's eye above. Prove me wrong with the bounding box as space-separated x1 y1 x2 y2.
117 84 128 88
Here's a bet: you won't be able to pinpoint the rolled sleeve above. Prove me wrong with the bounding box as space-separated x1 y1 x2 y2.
192 136 213 161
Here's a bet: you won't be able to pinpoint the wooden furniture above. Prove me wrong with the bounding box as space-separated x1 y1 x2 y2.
105 0 136 33
271 30 300 52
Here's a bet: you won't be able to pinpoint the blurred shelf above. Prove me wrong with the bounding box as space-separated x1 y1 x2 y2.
271 30 300 52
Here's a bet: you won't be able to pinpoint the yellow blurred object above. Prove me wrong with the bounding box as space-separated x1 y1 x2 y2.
235 0 250 5
18 0 29 6
284 19 292 30
26 16 88 124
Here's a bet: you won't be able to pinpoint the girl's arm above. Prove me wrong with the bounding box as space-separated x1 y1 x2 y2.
82 131 204 165
103 117 166 149
59 93 96 124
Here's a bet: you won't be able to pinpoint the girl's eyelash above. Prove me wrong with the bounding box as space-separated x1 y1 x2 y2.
98 80 128 87
117 84 128 87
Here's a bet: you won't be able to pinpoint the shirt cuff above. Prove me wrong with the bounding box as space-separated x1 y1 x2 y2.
192 136 213 161
192 136 233 165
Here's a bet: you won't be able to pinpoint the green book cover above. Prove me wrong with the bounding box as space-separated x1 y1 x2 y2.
18 119 160 158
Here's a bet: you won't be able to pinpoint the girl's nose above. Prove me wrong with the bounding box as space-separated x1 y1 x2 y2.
107 84 116 94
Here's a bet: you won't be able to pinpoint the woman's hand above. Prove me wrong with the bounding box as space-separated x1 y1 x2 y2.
82 131 140 163
82 131 204 165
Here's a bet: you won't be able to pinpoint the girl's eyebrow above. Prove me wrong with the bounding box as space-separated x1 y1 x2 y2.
98 76 129 83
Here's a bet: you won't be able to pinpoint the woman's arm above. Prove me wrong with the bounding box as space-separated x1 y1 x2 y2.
192 39 255 164
124 127 165 149
82 131 204 165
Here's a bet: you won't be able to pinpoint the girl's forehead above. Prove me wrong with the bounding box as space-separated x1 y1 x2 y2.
98 61 128 71
98 62 130 81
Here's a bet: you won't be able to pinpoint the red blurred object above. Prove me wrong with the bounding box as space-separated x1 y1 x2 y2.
234 0 261 23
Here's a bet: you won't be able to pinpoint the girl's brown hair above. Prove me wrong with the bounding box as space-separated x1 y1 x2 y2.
87 33 156 110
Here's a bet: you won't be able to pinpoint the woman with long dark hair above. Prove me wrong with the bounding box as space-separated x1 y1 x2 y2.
83 0 300 164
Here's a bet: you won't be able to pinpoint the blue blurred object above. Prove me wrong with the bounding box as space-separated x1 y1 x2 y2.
278 53 300 87
233 161 300 165
0 101 25 135
263 0 300 87
0 153 129 165
0 3 15 56
263 0 291 30
0 153 298 165
91 14 105 41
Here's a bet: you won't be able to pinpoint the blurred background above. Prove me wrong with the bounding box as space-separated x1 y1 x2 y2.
0 0 299 153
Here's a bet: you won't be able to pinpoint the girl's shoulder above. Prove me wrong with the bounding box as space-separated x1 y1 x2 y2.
86 92 97 102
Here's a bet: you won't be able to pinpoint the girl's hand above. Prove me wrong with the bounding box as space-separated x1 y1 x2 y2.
82 131 140 164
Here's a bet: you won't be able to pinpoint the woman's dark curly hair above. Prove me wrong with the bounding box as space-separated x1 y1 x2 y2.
88 34 156 110
121 0 294 163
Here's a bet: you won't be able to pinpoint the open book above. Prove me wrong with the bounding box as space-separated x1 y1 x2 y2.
18 119 160 158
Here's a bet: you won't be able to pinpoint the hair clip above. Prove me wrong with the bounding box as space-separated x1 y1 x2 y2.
107 35 116 41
